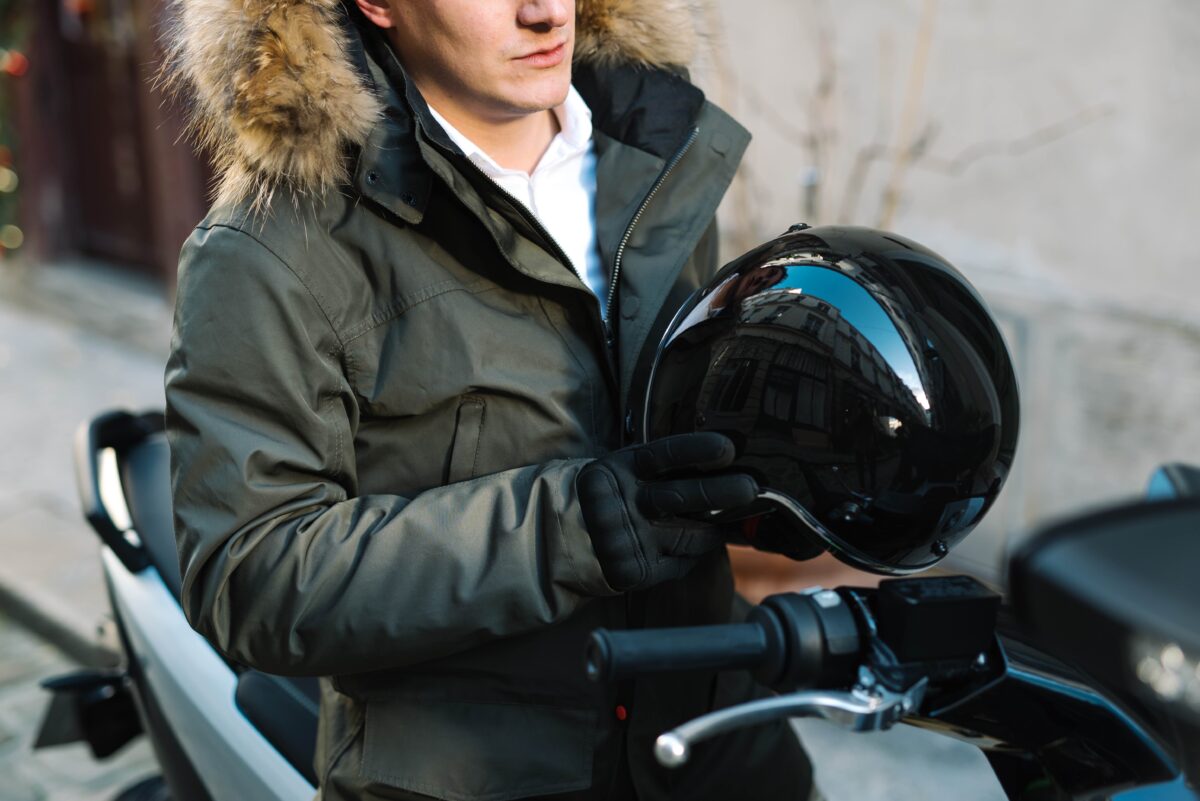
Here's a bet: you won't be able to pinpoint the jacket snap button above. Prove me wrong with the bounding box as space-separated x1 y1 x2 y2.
366 171 380 185
621 297 640 320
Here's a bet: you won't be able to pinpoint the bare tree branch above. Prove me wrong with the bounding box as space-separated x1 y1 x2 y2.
809 9 839 222
878 0 940 229
737 80 813 147
839 143 887 223
837 28 899 224
917 104 1116 176
706 1 1113 241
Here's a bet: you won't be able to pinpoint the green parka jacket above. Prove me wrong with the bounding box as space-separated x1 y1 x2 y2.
164 2 811 800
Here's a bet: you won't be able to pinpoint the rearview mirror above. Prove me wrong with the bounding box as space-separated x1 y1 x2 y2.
1008 495 1200 783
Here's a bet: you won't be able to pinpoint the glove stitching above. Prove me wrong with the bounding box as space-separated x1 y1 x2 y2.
596 466 650 588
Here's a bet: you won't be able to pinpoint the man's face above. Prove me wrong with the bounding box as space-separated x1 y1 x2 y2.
385 0 575 123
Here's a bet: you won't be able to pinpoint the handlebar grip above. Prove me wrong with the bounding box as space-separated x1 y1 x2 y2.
586 622 770 682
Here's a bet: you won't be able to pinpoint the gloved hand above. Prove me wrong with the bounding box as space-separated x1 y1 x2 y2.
576 432 759 592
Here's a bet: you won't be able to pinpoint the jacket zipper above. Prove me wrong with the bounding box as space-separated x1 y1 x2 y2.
613 123 695 631
613 134 700 642
604 125 702 341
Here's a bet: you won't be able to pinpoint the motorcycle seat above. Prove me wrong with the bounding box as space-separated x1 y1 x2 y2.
114 421 321 786
118 430 183 603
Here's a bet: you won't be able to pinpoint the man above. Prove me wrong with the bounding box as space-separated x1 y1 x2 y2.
164 1 815 799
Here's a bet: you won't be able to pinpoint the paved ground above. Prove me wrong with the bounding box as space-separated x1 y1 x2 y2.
0 610 157 801
795 718 1005 801
0 260 169 665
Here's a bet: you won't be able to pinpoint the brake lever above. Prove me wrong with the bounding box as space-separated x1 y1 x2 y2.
654 667 928 768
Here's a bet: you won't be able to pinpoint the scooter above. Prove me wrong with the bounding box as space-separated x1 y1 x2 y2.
35 410 317 801
33 408 1200 801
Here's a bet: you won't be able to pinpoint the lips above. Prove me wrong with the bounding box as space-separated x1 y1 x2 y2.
516 42 567 68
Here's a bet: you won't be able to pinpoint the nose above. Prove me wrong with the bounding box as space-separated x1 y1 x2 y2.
517 0 571 30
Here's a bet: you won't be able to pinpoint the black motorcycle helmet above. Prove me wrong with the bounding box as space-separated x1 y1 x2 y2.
643 225 1019 574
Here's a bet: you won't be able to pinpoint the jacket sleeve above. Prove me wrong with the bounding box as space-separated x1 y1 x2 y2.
166 224 616 677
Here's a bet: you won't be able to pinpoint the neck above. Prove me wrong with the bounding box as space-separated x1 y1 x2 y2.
429 100 561 174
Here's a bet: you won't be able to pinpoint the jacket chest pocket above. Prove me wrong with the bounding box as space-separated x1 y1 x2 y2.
446 396 486 484
347 287 608 487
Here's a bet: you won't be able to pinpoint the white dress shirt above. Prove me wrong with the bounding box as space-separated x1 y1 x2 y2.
427 86 608 319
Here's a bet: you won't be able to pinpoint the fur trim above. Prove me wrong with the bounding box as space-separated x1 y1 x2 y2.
162 0 704 209
161 0 382 210
575 0 699 68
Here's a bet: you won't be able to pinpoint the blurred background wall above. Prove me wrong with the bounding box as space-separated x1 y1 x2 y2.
700 0 1200 318
1 0 1198 587
695 0 1200 583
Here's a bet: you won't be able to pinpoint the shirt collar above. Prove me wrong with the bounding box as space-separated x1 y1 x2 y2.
427 84 593 173
555 83 593 150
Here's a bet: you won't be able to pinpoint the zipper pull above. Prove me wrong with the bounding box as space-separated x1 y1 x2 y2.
604 318 616 350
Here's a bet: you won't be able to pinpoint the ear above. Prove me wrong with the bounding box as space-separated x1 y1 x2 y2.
353 0 397 29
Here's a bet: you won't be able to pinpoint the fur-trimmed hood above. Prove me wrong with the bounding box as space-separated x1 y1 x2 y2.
162 0 707 209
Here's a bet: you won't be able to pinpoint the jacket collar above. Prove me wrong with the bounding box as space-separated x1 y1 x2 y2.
162 0 712 211
348 27 436 226
347 14 711 226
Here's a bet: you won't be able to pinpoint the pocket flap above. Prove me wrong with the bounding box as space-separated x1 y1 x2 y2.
446 397 486 484
363 696 595 801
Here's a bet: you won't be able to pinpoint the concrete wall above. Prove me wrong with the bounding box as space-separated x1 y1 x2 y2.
695 0 1200 583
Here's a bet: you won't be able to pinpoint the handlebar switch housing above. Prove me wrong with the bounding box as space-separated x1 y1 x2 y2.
876 576 1000 662
759 590 860 691
864 576 1001 693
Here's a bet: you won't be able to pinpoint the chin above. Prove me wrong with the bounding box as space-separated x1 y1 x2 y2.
504 69 572 114
541 80 572 110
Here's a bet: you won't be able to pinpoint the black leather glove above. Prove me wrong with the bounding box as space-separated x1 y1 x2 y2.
576 432 759 592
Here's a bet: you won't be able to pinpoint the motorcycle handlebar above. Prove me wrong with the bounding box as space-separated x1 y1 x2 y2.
585 591 864 691
586 622 770 683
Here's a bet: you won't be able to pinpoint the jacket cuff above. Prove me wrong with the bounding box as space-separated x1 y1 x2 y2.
553 461 620 598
